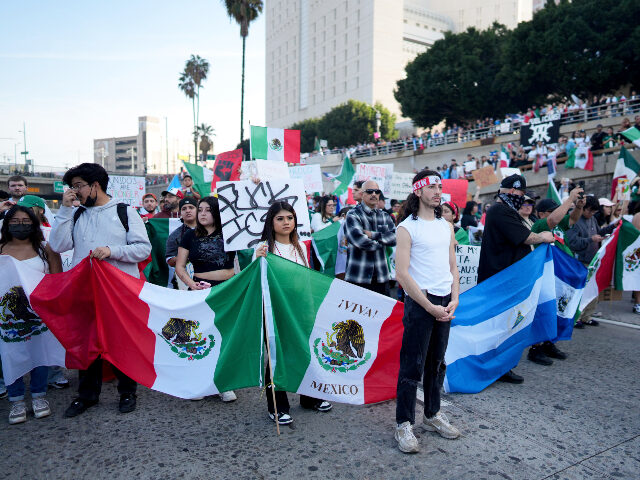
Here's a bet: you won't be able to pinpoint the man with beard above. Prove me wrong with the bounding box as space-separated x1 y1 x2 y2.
49 163 151 417
154 188 182 218
139 193 158 220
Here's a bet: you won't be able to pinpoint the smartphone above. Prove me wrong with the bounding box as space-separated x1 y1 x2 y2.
578 180 585 199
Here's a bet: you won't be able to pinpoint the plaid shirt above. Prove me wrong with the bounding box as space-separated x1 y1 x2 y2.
344 203 396 284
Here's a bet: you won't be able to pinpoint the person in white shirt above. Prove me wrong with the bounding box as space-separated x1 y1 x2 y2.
310 196 338 233
393 170 461 453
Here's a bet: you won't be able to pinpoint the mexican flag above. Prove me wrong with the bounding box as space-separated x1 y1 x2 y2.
332 153 355 198
455 227 470 245
143 218 182 287
250 125 301 164
262 254 405 404
499 145 510 168
547 181 562 205
29 257 264 399
615 220 640 291
314 137 323 155
182 161 214 197
311 221 341 276
611 147 640 199
578 224 620 313
565 145 593 171
620 126 640 147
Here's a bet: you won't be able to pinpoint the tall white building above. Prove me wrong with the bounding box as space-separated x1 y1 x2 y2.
266 0 533 130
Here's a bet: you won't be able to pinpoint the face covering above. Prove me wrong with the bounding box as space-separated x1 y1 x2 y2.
82 185 97 207
8 224 33 240
498 192 525 211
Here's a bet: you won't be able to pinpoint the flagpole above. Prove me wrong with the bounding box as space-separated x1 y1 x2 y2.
262 299 280 436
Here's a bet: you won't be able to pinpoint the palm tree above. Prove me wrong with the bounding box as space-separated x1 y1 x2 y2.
179 55 210 161
197 123 215 162
222 0 263 143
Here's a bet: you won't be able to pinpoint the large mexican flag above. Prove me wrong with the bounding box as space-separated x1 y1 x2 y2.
579 224 620 312
29 258 264 399
182 161 214 197
143 218 182 287
262 254 405 404
250 125 301 163
615 220 640 291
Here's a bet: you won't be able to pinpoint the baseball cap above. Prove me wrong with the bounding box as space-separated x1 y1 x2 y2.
142 193 157 201
598 197 615 207
537 198 560 213
17 195 46 210
179 197 198 210
161 187 184 199
500 174 527 191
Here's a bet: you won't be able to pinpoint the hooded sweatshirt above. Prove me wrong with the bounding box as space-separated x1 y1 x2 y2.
50 199 151 278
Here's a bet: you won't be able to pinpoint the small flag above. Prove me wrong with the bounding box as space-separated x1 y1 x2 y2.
565 145 594 171
620 126 640 147
168 174 182 191
499 145 510 168
611 147 640 199
615 220 640 291
182 161 214 196
250 126 301 164
314 137 323 156
211 149 243 189
547 181 562 205
143 218 183 287
332 154 355 197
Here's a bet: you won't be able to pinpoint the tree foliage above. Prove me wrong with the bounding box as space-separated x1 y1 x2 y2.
395 0 640 128
290 117 320 153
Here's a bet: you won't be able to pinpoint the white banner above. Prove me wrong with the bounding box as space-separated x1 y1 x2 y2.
289 164 323 193
389 172 414 200
217 179 311 251
456 245 480 293
356 163 394 196
256 159 290 180
107 176 146 207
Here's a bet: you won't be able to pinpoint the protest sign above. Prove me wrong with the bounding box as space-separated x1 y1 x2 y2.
356 163 394 196
212 148 243 188
617 178 630 200
256 159 290 180
464 161 477 173
442 179 468 209
500 167 522 178
107 176 146 207
289 164 323 193
472 166 499 187
456 245 480 293
217 179 311 251
240 161 258 180
389 172 415 200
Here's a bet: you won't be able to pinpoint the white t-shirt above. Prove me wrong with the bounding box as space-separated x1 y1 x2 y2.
397 216 453 296
272 240 308 267
310 212 332 233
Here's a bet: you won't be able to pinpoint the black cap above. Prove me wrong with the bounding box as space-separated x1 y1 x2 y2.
525 190 540 201
179 196 197 210
537 198 560 212
500 174 527 191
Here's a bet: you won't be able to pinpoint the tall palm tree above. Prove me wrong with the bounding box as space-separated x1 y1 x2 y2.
179 55 210 161
197 123 215 162
222 0 263 143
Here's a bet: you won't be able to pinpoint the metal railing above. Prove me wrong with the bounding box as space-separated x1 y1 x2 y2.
311 98 640 160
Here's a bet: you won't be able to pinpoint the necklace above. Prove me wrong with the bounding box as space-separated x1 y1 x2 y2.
274 242 297 263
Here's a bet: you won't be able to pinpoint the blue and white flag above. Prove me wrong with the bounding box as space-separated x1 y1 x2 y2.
168 174 182 191
552 246 587 342
444 246 557 394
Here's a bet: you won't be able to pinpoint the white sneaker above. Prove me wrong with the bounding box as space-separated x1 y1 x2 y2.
220 391 237 402
423 411 460 439
9 400 27 425
32 398 51 419
190 397 205 401
268 412 293 425
394 421 419 453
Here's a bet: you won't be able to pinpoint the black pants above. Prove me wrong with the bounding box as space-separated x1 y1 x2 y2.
78 356 137 402
353 280 390 297
264 365 318 415
396 293 451 425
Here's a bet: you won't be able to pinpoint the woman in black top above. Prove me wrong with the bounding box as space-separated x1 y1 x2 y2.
176 196 234 290
460 201 479 230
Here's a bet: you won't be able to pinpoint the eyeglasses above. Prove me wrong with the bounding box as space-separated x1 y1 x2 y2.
8 219 33 225
70 182 89 191
364 189 382 195
523 203 535 207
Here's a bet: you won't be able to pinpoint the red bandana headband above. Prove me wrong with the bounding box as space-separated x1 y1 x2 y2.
412 176 441 193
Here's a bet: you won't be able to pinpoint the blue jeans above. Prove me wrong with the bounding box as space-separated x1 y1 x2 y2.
7 366 49 401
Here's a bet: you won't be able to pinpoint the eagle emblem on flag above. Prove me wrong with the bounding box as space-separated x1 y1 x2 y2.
624 247 640 272
0 286 48 343
313 320 371 373
159 317 215 361
269 138 283 151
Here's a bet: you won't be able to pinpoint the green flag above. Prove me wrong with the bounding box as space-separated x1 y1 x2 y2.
311 221 341 276
333 154 355 196
547 181 562 205
182 161 213 197
143 218 182 287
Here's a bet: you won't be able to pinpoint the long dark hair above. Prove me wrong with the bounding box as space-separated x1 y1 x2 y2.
0 205 47 262
463 201 477 216
319 195 336 221
260 201 306 265
195 196 222 238
400 170 443 221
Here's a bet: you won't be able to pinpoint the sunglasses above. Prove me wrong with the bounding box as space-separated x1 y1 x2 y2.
364 189 382 195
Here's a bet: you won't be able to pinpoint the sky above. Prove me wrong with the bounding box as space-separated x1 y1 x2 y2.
0 1 265 171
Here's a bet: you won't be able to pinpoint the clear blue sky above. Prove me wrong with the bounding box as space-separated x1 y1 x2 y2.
0 0 265 170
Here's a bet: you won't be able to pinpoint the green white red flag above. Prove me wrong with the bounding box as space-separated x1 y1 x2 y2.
143 218 182 287
565 145 594 171
182 161 214 197
611 147 640 199
620 127 640 148
615 220 640 291
250 126 301 163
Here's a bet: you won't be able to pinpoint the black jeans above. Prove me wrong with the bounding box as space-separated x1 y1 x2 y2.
78 356 137 402
264 365 318 415
396 293 451 425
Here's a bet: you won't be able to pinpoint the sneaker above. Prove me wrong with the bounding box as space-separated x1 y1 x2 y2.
583 319 599 326
0 386 6 399
574 320 585 329
119 393 137 413
268 412 293 425
423 411 461 439
395 421 419 453
32 398 51 419
633 304 640 315
220 391 237 402
498 369 524 384
48 379 70 390
9 401 27 425
527 346 553 366
313 400 332 412
543 341 568 360
64 398 98 418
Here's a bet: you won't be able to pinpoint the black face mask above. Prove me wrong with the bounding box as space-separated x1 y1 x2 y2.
8 224 33 240
82 185 97 207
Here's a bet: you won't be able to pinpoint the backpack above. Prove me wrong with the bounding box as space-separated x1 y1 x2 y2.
73 203 129 232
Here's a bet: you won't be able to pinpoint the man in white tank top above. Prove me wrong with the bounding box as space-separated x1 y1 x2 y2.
393 170 461 454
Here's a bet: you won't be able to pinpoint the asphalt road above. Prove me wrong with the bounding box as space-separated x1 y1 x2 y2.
1 299 639 480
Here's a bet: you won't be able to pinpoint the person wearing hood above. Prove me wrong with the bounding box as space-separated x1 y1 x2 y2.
49 163 151 418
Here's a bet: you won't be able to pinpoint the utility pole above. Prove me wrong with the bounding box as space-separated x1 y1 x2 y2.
127 147 136 175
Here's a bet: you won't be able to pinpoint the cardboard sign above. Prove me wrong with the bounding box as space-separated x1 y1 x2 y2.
472 166 499 187
356 163 394 196
617 178 630 201
107 176 146 207
500 167 522 178
217 179 311 251
289 164 324 193
256 159 290 180
389 172 415 200
456 245 480 293
212 149 243 188
441 179 468 209
464 160 477 173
